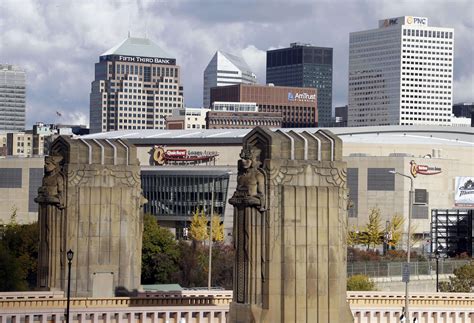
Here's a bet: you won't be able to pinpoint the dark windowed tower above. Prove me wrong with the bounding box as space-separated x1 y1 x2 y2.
266 43 333 126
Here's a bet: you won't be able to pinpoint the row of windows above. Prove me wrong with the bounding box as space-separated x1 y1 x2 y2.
114 64 178 78
403 29 453 39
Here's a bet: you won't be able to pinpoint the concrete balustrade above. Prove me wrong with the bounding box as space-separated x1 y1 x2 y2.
1 291 473 323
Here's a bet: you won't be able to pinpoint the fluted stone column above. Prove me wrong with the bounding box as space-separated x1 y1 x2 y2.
229 127 353 323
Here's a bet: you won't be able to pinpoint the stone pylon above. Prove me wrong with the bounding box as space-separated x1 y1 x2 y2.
36 136 145 297
229 127 353 323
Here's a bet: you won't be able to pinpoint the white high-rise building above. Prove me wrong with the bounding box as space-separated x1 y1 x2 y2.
348 16 454 127
203 51 257 108
0 64 26 131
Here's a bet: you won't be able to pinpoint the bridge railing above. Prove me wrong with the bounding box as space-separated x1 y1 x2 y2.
347 259 470 278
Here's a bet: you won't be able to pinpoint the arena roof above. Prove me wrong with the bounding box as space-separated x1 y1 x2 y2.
81 126 473 147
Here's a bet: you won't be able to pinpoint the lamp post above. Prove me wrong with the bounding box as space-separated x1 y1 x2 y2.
389 170 414 322
66 249 74 323
434 249 440 292
208 177 215 290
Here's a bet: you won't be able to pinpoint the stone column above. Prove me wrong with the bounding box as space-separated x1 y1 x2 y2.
36 136 145 297
229 127 353 323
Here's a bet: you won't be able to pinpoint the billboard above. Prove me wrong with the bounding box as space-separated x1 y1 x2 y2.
454 177 474 207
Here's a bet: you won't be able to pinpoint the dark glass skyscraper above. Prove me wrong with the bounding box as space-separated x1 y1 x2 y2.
266 43 333 126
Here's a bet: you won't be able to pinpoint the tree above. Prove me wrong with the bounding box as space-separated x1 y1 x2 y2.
0 246 28 291
439 261 474 293
211 215 224 242
359 208 383 250
387 214 404 247
141 214 179 284
189 209 209 242
346 226 360 247
0 211 39 290
347 274 376 291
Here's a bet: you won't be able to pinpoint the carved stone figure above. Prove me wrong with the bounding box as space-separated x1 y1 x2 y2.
35 155 65 208
230 146 266 210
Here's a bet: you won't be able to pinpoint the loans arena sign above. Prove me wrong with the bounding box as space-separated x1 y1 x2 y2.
410 160 442 178
152 146 218 166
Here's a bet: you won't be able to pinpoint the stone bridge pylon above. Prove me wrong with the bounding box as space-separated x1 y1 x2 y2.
229 127 353 323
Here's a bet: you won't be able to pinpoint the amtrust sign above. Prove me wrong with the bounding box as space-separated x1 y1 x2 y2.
288 92 316 102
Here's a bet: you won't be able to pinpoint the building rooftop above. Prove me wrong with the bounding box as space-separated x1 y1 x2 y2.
81 126 473 147
217 51 252 74
101 36 172 59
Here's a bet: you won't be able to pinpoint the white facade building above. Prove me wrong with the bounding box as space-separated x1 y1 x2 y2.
203 51 257 108
348 16 454 127
165 107 209 130
90 37 183 133
211 101 258 112
0 64 26 131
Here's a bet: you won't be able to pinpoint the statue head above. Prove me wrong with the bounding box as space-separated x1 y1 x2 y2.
240 146 262 169
44 155 63 174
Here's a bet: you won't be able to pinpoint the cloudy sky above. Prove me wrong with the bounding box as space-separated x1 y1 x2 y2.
1 0 473 127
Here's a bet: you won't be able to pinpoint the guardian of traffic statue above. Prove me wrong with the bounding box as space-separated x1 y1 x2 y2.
229 127 353 323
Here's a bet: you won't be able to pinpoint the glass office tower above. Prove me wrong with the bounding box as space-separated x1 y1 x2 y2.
266 43 333 126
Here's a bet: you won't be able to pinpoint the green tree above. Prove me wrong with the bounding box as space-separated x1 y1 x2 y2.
346 226 360 247
141 214 179 284
439 261 474 293
359 208 383 250
0 246 28 291
0 210 39 290
189 209 209 242
347 274 376 291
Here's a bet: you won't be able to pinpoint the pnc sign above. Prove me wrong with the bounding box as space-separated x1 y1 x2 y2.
410 160 442 178
406 16 428 26
383 18 399 27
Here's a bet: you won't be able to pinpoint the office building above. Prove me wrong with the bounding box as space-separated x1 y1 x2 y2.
203 51 257 108
0 64 26 131
266 43 333 126
348 16 454 127
210 84 317 127
166 107 209 130
89 36 184 133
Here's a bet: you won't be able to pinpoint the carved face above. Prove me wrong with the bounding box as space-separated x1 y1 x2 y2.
44 155 62 173
241 158 252 169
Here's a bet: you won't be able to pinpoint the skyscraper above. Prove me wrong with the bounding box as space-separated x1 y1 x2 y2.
348 16 454 127
266 43 333 126
0 64 26 131
203 51 257 108
89 36 183 133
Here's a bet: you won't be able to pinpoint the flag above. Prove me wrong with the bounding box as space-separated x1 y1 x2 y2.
56 111 62 117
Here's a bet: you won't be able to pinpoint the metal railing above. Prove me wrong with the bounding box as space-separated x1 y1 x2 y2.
347 259 471 278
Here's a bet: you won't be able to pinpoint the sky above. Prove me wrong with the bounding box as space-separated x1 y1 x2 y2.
1 0 473 127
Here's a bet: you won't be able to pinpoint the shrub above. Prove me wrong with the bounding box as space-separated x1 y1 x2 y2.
347 274 376 291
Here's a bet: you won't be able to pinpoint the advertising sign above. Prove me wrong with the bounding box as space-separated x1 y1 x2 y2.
410 160 442 177
102 54 176 65
152 146 218 166
454 177 474 207
405 16 428 26
287 92 316 103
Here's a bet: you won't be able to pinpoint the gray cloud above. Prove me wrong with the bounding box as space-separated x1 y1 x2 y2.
1 0 472 127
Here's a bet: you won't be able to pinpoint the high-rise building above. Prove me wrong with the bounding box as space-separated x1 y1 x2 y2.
266 43 333 126
89 37 184 133
203 51 257 108
0 64 26 132
348 16 454 127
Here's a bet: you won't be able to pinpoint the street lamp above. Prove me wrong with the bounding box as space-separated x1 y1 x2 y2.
432 245 445 292
208 172 232 290
66 249 74 323
389 170 414 322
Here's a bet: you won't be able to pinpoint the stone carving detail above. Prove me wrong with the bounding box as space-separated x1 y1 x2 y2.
230 146 266 210
229 145 268 306
35 155 66 209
